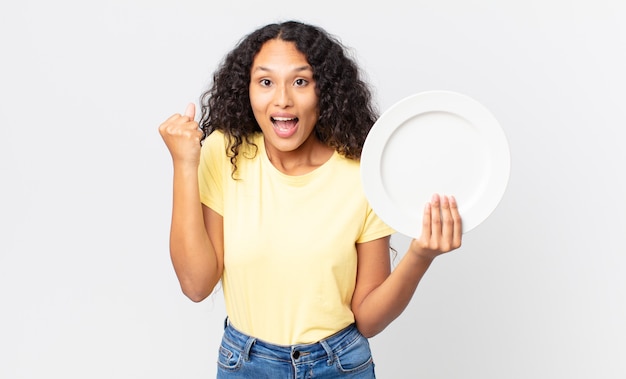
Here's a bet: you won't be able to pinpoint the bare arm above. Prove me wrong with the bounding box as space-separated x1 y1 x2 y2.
159 103 223 302
351 194 462 337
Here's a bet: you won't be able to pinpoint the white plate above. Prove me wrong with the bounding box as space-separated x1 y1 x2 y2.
361 90 510 238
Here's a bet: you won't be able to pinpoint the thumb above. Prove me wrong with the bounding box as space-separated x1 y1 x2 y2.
184 102 196 119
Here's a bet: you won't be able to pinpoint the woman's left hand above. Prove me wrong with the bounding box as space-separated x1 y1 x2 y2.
410 194 463 260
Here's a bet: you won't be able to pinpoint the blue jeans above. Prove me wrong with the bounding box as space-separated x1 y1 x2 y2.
216 320 376 378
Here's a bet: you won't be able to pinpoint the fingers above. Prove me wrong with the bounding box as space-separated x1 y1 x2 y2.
421 201 432 240
430 193 442 238
419 193 462 253
184 102 196 119
159 103 196 128
449 196 462 248
440 195 453 244
159 114 201 141
159 103 200 137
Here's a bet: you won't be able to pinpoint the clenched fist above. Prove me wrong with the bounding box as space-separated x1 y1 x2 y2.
159 103 204 166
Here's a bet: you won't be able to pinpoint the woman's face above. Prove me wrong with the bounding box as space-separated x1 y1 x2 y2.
249 39 319 155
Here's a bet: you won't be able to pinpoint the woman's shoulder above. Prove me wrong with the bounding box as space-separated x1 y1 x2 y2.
203 129 227 148
203 130 261 154
333 151 361 171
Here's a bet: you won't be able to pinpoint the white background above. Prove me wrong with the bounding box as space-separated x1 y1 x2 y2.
1 1 625 378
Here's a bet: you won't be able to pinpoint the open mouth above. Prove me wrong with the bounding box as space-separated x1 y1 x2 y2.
271 116 299 137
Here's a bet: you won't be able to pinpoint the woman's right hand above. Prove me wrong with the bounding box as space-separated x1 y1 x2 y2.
158 103 203 166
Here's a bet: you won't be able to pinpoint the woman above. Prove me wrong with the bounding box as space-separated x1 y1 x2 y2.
159 21 462 378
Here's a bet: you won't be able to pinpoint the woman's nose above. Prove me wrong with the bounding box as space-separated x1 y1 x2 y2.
274 85 293 107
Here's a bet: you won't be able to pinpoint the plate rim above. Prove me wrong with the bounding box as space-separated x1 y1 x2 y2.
360 90 511 238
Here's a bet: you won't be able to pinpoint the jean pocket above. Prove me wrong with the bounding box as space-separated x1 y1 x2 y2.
217 341 243 371
335 334 374 373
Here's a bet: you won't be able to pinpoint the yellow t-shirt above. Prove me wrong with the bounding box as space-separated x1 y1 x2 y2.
198 130 394 345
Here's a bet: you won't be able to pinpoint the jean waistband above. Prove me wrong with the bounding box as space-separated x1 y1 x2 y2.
222 320 362 364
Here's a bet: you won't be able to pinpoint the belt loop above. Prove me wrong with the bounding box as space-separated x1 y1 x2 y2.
319 339 334 365
242 336 256 362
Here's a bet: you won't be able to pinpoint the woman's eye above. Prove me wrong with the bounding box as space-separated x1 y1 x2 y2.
294 78 308 87
260 79 272 87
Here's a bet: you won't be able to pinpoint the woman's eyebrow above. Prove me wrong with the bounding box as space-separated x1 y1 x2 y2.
252 65 312 73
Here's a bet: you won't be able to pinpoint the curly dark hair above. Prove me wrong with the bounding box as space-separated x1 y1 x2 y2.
199 20 378 174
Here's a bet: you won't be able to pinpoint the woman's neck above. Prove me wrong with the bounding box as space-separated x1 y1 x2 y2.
264 136 334 176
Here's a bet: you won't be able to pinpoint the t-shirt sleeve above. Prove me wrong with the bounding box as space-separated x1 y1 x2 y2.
357 205 396 243
198 130 227 216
